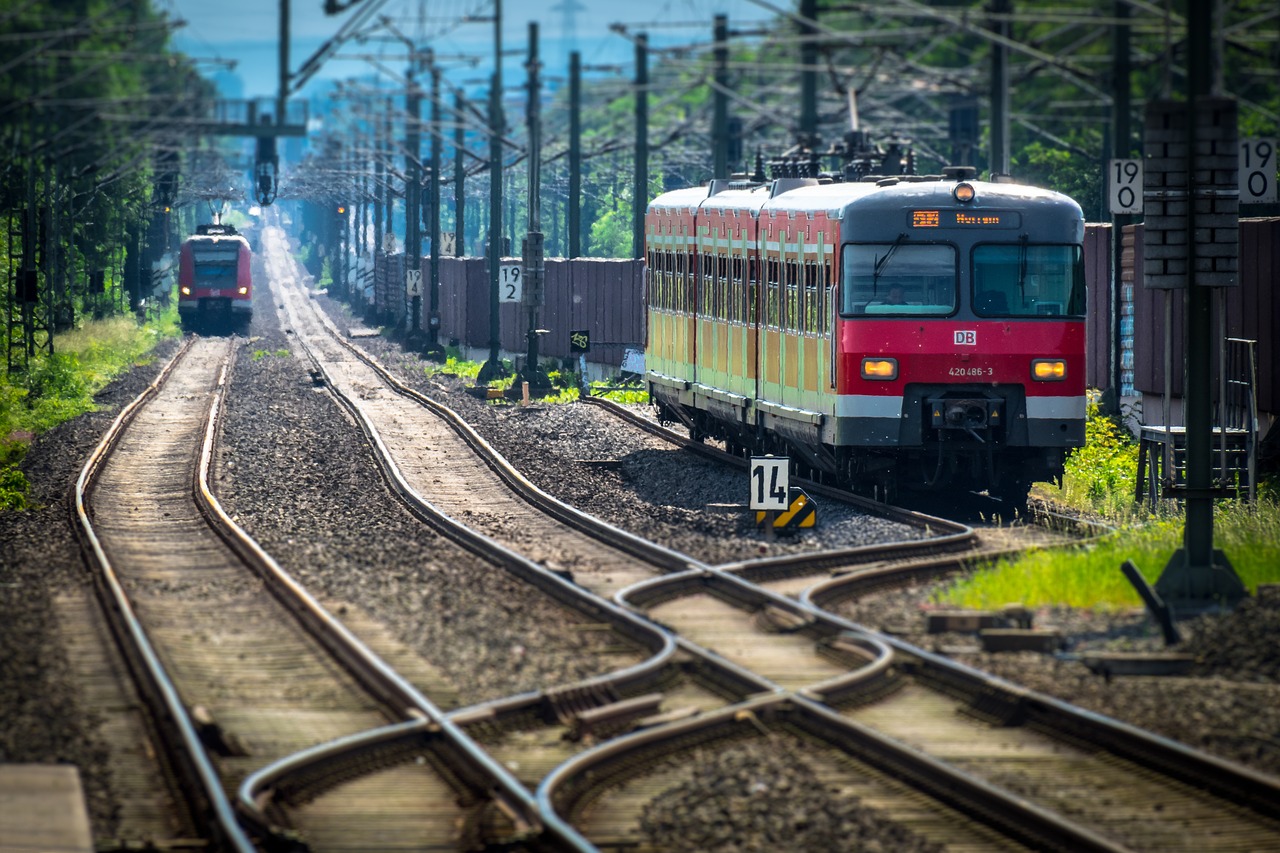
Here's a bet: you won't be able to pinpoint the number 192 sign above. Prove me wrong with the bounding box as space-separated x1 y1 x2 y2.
750 456 789 511
498 264 522 302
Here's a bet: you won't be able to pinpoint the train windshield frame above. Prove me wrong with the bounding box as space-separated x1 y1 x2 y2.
971 242 1086 318
840 242 958 316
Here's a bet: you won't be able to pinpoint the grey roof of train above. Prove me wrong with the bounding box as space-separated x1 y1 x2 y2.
650 178 1080 219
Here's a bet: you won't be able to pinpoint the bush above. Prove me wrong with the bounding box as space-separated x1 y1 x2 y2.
1047 394 1139 515
0 314 179 512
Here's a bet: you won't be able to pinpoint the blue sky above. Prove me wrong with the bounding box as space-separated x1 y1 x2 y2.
158 0 776 99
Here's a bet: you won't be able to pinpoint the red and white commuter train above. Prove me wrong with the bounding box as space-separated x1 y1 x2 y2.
645 167 1087 503
178 222 253 328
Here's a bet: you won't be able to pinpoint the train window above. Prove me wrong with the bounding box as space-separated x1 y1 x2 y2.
803 262 820 332
972 244 1085 317
192 243 240 283
730 256 743 323
841 243 956 316
706 256 715 320
718 254 730 320
784 261 799 330
765 259 780 327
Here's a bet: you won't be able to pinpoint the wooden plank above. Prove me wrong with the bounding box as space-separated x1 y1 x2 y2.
0 765 93 852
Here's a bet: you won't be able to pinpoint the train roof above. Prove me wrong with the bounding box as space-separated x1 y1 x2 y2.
182 231 250 248
651 176 1082 221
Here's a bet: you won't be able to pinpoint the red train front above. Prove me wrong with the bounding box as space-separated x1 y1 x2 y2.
833 174 1086 502
178 223 253 329
646 168 1086 504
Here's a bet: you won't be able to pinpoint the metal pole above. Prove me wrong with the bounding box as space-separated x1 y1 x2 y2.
277 0 289 126
1152 0 1244 611
479 0 506 382
428 56 442 353
1110 0 1132 407
523 21 547 388
406 55 423 340
568 51 581 258
988 0 1011 176
454 89 466 256
798 0 816 146
1183 1 1214 570
713 14 728 178
632 33 648 261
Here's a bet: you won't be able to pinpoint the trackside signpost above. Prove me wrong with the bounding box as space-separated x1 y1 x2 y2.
750 456 787 540
749 457 816 538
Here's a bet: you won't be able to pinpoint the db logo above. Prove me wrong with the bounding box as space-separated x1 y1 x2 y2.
954 330 977 346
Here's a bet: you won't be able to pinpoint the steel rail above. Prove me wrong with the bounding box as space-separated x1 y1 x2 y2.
69 337 256 852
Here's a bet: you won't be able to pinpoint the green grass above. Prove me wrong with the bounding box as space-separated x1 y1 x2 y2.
935 391 1280 610
1036 393 1139 516
422 351 482 381
937 499 1280 610
0 309 181 511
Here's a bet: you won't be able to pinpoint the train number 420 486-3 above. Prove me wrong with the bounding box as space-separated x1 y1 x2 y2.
949 366 993 377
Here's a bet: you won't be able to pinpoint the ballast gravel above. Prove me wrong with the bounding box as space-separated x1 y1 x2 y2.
1 273 1277 845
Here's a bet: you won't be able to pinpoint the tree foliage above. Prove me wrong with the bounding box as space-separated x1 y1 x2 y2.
2 0 215 336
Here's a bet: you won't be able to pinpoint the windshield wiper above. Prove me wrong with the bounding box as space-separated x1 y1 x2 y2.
872 233 908 292
1017 234 1028 299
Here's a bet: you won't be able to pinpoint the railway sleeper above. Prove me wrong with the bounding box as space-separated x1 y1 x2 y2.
565 693 666 742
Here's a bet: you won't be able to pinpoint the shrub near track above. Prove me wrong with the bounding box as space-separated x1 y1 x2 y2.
942 396 1280 610
0 311 180 511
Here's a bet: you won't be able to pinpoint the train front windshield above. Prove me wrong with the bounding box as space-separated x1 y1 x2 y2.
842 243 957 315
972 244 1085 317
841 241 1085 318
192 243 240 284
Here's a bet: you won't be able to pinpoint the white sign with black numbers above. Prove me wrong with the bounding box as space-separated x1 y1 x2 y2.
749 456 789 511
1109 159 1143 215
405 269 422 298
1240 139 1277 204
498 264 522 302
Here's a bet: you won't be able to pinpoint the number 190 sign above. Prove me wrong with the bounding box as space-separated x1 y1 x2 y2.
1109 159 1143 215
750 456 789 511
1240 139 1277 204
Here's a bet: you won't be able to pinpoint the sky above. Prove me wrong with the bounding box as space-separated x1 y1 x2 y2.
158 0 778 100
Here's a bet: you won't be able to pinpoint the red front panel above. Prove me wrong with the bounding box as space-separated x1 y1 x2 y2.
836 317 1086 397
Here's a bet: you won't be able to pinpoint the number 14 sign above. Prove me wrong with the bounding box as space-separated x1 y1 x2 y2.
750 456 789 511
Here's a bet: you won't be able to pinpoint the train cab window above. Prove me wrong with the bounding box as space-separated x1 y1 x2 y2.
841 243 956 316
191 242 240 282
972 244 1085 317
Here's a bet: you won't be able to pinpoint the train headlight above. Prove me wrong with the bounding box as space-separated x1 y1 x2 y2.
861 358 898 380
180 286 191 295
953 182 976 203
1032 359 1066 381
238 287 248 295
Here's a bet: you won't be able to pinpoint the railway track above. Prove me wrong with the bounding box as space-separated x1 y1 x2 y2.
259 221 1280 850
71 333 586 850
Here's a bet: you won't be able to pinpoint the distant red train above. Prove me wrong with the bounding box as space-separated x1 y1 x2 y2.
178 223 252 328
645 168 1087 504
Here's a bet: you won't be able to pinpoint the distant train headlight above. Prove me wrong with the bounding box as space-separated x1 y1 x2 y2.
861 358 898 380
953 182 976 203
238 287 248 295
1032 359 1066 380
180 286 191 295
